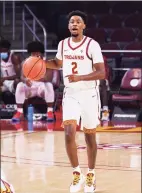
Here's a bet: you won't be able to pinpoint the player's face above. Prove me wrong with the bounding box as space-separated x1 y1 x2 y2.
0 48 10 60
68 16 86 37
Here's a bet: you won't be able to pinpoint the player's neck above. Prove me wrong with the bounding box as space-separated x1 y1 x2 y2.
31 53 43 58
71 34 84 43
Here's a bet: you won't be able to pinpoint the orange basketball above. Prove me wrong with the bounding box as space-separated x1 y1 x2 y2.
22 56 46 81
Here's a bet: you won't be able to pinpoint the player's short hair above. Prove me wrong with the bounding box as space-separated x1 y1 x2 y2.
0 39 11 49
27 41 45 54
68 10 87 24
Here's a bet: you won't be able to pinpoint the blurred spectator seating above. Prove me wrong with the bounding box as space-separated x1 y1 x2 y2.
86 1 110 14
101 43 121 82
112 68 142 107
124 13 142 28
85 28 107 44
87 14 97 28
120 42 142 68
101 42 121 58
112 1 142 14
110 28 136 43
98 14 122 28
137 30 142 41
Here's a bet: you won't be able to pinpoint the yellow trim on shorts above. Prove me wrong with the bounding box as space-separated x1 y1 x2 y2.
83 127 96 134
83 124 101 134
61 119 77 128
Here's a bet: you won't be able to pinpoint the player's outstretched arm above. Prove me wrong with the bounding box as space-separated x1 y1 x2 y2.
45 57 62 70
12 53 22 79
45 40 63 70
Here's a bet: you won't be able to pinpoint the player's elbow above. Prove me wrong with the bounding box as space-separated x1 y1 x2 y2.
55 58 62 69
55 60 62 69
100 69 106 80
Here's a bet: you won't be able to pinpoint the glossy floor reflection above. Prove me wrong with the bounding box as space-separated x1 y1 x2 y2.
1 120 141 193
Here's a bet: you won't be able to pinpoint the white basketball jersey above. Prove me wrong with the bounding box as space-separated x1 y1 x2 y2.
1 53 16 78
62 36 98 89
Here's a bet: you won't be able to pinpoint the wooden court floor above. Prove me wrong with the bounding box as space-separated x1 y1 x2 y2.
1 120 141 193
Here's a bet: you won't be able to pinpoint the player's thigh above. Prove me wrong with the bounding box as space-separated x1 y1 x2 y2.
81 90 100 130
62 96 81 125
3 80 14 93
24 85 37 98
28 82 43 98
36 82 46 97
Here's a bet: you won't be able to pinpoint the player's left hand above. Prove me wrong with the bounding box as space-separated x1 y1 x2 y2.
66 75 81 83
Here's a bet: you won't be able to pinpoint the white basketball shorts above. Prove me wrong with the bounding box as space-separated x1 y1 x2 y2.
62 87 101 131
1 80 14 93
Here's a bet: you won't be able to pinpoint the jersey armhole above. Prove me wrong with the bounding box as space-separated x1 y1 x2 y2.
86 38 93 60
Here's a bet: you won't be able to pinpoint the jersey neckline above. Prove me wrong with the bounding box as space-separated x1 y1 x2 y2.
68 36 88 50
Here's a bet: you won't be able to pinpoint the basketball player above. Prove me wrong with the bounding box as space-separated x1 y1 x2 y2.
12 41 55 122
0 39 21 94
45 11 105 192
99 56 110 121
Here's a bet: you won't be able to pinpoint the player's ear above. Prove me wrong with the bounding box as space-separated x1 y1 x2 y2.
83 23 86 30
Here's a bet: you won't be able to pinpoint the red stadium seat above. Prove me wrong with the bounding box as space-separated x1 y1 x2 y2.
120 42 142 68
111 68 142 123
101 43 121 81
87 15 97 28
98 14 122 28
110 28 136 42
101 42 121 58
85 28 107 44
86 1 110 14
122 42 142 57
112 1 142 14
124 13 142 28
137 30 142 41
112 69 142 106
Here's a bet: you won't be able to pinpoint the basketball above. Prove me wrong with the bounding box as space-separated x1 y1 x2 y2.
22 56 46 81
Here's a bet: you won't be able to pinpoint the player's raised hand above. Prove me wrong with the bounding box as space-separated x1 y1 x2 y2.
25 79 32 87
66 74 81 82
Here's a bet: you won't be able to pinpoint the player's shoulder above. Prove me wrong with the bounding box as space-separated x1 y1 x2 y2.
11 52 21 60
60 37 69 43
57 38 69 48
86 37 101 50
64 37 69 41
86 36 100 46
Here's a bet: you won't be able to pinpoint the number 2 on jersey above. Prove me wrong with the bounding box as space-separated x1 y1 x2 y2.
72 62 78 74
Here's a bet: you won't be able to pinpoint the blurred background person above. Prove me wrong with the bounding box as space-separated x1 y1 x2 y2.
0 39 21 99
12 41 55 122
99 56 112 122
